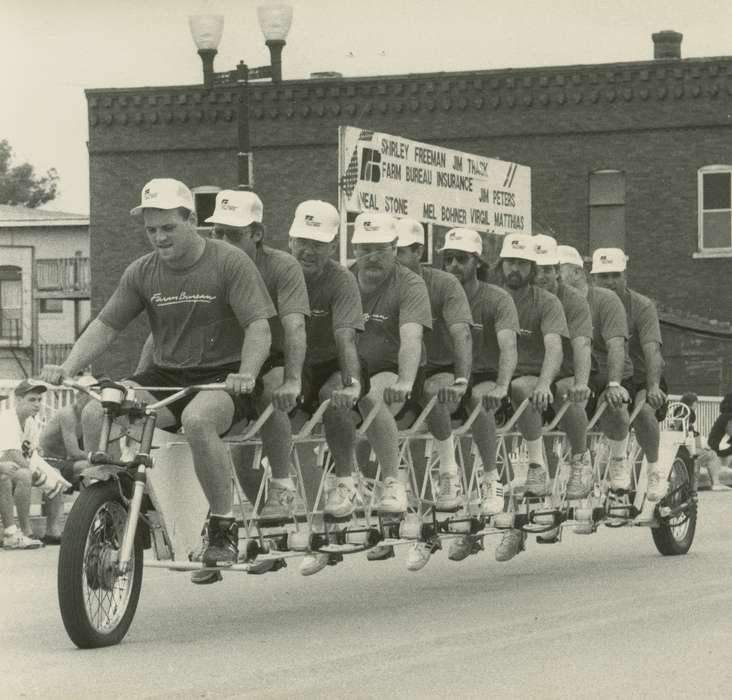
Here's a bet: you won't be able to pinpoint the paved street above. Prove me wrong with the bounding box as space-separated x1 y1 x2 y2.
2 491 732 699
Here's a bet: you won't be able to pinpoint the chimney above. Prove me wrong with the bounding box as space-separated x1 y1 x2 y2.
652 30 683 59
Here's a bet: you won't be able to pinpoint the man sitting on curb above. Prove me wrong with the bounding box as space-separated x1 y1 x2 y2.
0 380 70 549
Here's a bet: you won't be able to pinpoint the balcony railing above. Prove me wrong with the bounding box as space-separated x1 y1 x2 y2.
36 257 90 297
34 343 74 369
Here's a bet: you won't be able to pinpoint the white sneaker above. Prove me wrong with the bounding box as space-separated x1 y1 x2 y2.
375 477 407 513
634 499 657 524
324 480 359 517
480 479 505 515
448 535 479 561
406 542 433 571
2 529 43 550
565 451 592 499
524 463 549 497
435 473 462 510
299 552 329 576
608 457 631 492
645 466 668 502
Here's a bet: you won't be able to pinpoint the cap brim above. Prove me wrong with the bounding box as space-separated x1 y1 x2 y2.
351 233 397 245
205 213 257 227
288 225 337 243
438 244 481 255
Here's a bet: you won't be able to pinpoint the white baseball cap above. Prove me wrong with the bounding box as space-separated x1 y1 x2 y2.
438 228 482 255
289 200 340 242
351 212 398 244
205 190 264 228
499 233 536 262
396 217 425 247
533 234 559 266
557 245 585 267
130 178 195 216
591 247 627 274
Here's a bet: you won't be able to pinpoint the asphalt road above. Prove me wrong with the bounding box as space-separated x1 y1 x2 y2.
2 491 732 699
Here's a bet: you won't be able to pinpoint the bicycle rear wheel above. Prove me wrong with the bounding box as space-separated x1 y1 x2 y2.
651 451 697 556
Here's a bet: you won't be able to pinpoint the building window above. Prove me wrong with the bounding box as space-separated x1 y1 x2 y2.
698 166 732 254
0 265 22 341
588 170 626 253
192 185 221 235
40 299 64 314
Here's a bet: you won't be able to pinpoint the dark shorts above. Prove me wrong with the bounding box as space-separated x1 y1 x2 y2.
586 375 669 421
45 456 77 484
126 363 259 433
300 357 371 416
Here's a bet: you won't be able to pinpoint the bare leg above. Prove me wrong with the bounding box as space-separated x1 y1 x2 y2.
181 391 235 515
468 382 499 477
510 376 543 441
13 469 32 535
360 373 402 480
45 494 65 537
257 367 293 480
0 473 15 530
632 405 660 463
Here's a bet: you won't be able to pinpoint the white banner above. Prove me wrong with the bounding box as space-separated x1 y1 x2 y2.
338 126 531 236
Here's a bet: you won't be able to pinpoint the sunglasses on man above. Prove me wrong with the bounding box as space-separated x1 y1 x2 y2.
442 251 471 265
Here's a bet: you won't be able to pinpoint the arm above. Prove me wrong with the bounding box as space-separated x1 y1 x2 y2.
604 336 630 409
708 415 732 457
383 322 423 404
568 336 592 402
135 333 155 374
272 312 307 412
330 327 364 409
439 322 472 403
40 318 119 383
532 333 563 410
642 340 666 409
226 318 271 395
483 329 517 410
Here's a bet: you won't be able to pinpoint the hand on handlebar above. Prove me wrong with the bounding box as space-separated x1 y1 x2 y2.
225 372 256 395
605 384 630 409
40 364 68 385
566 383 591 403
383 381 412 405
530 382 553 413
646 384 667 410
330 382 361 410
482 384 508 411
437 381 468 405
272 379 301 413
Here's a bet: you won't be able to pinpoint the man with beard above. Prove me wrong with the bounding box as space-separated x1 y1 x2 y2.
394 218 474 513
324 212 432 524
532 235 593 500
557 245 634 507
286 200 365 576
495 233 569 561
591 248 669 508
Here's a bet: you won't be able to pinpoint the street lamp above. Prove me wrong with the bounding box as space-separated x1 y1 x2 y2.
189 3 293 191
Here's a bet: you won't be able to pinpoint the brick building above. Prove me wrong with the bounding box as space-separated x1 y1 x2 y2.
85 31 732 392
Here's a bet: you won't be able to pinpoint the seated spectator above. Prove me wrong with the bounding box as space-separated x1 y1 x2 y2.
701 392 732 491
36 376 95 543
0 380 70 549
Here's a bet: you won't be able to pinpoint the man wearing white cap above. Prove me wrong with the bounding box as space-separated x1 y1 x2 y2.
591 247 668 503
42 178 275 570
558 245 634 500
495 232 569 560
286 200 366 575
533 234 594 498
206 190 310 523
326 211 432 519
395 218 474 509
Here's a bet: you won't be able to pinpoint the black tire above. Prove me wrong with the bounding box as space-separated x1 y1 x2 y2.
57 481 144 648
652 451 697 556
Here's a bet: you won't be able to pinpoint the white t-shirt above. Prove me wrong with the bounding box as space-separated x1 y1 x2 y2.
0 409 39 458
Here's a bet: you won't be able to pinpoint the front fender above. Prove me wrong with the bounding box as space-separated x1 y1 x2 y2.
81 464 130 487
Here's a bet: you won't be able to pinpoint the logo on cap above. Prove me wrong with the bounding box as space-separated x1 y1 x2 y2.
305 215 321 227
511 239 523 249
448 231 459 240
363 220 377 231
143 188 157 200
600 255 610 262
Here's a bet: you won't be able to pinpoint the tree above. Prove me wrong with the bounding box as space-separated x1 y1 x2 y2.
0 139 59 208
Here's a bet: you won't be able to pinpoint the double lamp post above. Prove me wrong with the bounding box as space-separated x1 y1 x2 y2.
188 4 293 191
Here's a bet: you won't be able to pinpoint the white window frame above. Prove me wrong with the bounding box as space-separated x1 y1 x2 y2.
694 165 732 259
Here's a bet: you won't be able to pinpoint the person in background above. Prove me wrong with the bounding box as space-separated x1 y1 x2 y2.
703 392 732 490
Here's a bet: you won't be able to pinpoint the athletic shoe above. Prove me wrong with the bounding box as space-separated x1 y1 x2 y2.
711 483 732 491
366 544 394 561
537 527 560 543
202 516 238 567
566 451 592 499
300 553 329 576
324 480 358 518
645 466 668 502
480 479 505 515
374 477 407 513
191 568 222 584
435 473 462 510
258 483 296 520
494 529 524 562
524 463 549 497
406 542 433 571
2 530 43 550
634 498 657 524
608 457 631 492
448 535 477 561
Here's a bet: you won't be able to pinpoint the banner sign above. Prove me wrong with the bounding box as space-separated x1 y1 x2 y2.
338 126 531 236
